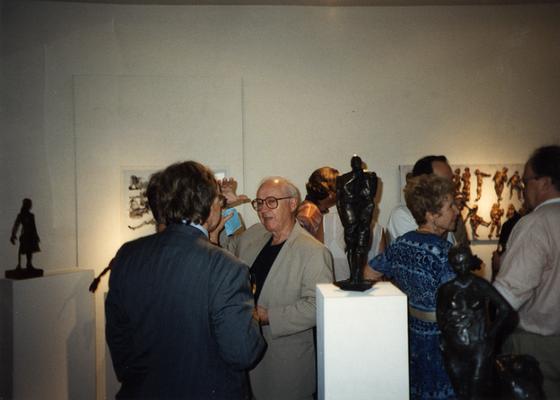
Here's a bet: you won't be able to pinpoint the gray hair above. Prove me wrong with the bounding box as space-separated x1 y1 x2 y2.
258 176 301 206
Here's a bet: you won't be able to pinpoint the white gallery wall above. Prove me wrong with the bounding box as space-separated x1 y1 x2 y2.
2 1 560 398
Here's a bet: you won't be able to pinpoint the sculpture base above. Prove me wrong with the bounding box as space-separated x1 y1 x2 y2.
5 266 44 280
334 279 375 292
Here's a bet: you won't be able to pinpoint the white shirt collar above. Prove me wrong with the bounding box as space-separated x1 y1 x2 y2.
181 220 208 238
535 196 560 211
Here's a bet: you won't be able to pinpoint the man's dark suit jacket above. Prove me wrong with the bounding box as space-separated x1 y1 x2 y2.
106 223 265 399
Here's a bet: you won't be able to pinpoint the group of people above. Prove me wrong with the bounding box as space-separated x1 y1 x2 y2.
105 144 560 400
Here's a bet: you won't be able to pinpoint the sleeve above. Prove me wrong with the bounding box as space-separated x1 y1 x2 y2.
267 246 334 338
210 254 266 370
105 247 134 382
223 229 241 256
296 203 322 236
387 206 417 243
493 216 548 310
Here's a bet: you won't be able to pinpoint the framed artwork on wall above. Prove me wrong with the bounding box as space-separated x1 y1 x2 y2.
120 167 228 245
399 164 525 243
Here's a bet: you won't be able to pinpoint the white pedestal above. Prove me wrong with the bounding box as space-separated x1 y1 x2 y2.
0 269 96 400
317 282 409 400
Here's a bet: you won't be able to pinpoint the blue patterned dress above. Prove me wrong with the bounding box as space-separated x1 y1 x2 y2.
369 231 456 400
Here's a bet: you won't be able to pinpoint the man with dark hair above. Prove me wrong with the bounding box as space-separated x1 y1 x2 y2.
493 145 560 399
105 161 265 400
387 155 469 245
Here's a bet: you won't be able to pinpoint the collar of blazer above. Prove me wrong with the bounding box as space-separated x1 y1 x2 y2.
255 222 313 307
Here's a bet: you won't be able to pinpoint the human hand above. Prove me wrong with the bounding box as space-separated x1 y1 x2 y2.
219 178 250 207
256 306 269 325
208 212 234 245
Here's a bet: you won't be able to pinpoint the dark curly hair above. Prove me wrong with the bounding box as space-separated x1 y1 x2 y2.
527 145 560 192
404 174 455 225
156 161 218 225
305 167 339 204
146 171 163 224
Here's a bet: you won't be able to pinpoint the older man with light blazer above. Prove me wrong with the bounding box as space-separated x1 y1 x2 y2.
226 176 333 400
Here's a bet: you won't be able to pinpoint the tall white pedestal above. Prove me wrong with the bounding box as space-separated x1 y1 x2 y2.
0 269 95 400
317 282 409 400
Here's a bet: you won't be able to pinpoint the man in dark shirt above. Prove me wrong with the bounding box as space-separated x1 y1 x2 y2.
105 161 265 399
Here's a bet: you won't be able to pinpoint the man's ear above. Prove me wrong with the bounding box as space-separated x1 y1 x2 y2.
540 176 553 192
289 198 298 212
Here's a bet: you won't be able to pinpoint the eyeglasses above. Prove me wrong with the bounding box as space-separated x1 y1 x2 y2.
251 196 292 211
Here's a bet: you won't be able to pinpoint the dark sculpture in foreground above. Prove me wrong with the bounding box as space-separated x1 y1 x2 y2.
335 155 377 291
6 198 43 279
437 244 545 400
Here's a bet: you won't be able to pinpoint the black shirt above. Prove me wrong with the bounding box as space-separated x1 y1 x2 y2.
250 237 285 303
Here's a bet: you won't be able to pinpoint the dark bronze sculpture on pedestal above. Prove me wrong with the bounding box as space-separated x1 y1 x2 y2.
334 155 377 291
6 198 44 279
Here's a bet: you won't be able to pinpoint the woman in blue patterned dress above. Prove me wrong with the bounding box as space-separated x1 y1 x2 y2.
368 175 459 400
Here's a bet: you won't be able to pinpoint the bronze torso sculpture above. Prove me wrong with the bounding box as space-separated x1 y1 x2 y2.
437 244 545 400
335 155 377 291
437 244 515 399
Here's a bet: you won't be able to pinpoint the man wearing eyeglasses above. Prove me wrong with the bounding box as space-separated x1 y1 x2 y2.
493 145 560 400
226 176 333 400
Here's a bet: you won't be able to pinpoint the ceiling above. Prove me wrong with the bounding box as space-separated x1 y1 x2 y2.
27 0 560 6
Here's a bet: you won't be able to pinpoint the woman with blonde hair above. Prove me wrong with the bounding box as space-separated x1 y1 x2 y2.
368 174 459 400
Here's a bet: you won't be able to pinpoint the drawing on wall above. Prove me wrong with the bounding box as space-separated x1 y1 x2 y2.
399 164 524 243
121 167 228 245
121 168 159 244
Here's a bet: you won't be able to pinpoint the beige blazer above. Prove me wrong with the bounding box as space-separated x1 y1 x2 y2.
228 222 334 400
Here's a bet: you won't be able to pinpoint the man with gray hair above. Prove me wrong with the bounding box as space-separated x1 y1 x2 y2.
226 176 333 400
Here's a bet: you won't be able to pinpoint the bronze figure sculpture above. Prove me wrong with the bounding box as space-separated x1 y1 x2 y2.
493 167 509 201
335 155 377 291
6 198 43 279
474 169 491 202
437 244 516 399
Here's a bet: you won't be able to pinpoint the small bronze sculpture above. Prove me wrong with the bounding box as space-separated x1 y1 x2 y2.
488 203 505 240
437 244 516 400
453 168 462 194
6 198 44 279
465 205 490 240
335 155 377 291
461 167 472 203
493 167 509 201
507 171 523 201
474 169 491 202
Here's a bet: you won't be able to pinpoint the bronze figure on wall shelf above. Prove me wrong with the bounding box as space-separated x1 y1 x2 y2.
507 171 523 201
465 205 490 239
488 203 504 240
453 168 462 194
493 167 509 201
6 198 43 279
461 167 472 203
474 169 491 202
